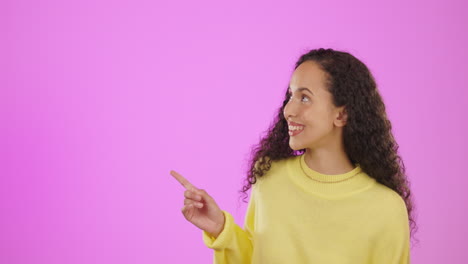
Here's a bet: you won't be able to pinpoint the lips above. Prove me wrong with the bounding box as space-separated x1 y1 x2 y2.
288 121 304 126
288 120 305 137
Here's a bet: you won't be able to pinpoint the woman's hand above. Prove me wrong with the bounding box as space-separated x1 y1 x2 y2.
170 170 225 238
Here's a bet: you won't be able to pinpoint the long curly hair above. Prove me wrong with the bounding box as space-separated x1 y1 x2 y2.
238 48 418 247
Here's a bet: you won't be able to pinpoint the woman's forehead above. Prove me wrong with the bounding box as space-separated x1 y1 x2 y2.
290 61 328 94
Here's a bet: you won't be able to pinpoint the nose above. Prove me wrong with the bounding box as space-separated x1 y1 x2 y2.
283 98 299 121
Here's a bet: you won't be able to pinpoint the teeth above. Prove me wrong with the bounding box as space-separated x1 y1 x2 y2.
289 125 304 131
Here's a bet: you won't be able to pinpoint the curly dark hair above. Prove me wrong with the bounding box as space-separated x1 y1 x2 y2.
238 48 418 247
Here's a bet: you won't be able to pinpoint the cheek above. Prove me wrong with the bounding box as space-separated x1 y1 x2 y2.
301 108 315 125
302 109 321 127
302 110 333 130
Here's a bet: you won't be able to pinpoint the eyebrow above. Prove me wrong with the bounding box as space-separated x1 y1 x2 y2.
288 86 314 96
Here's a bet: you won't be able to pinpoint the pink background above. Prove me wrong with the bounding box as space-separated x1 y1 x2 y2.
1 0 466 263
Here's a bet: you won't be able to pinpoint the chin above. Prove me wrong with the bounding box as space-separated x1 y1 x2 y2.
289 141 305 151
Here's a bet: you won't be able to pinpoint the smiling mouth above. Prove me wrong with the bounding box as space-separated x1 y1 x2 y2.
288 126 304 136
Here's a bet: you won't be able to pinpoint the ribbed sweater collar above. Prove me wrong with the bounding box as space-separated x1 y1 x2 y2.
288 154 376 199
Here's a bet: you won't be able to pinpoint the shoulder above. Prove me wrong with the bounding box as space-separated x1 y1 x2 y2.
370 181 408 220
254 155 294 171
253 155 297 182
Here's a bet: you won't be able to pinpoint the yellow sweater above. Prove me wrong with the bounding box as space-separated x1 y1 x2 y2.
202 154 411 263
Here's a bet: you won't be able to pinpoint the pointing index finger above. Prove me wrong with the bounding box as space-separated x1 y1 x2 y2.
170 170 197 190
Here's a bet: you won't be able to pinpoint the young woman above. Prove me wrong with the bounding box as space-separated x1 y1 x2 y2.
170 48 417 263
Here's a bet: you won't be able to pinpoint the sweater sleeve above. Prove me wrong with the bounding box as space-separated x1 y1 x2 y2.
371 196 411 264
201 184 257 264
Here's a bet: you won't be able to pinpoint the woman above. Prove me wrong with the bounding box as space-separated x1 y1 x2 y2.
170 48 417 263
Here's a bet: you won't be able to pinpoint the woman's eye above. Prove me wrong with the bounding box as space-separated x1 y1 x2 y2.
288 94 310 103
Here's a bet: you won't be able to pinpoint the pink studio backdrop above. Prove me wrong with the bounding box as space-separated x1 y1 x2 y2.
1 0 466 263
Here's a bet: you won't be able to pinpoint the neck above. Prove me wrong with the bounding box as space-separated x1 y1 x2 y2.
304 143 355 175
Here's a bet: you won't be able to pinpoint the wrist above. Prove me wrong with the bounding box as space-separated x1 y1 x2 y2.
211 213 226 238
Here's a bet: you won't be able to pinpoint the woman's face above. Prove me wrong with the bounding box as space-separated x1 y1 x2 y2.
283 61 347 151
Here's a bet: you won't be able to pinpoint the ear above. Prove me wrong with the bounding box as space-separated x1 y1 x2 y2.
334 106 348 127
